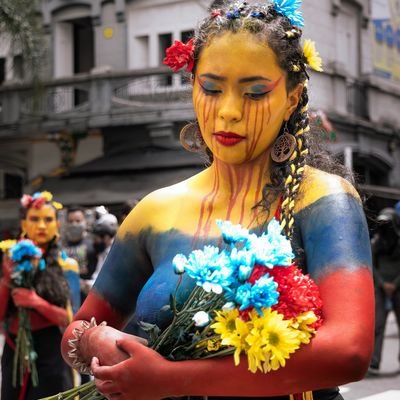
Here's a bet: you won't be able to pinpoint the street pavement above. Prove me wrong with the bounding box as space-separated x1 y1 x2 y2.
0 314 398 399
340 313 400 400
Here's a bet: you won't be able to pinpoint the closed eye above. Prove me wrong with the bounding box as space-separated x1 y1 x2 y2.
245 91 270 100
199 82 221 96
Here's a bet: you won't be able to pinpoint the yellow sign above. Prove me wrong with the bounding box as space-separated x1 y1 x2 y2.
372 0 400 81
103 27 113 39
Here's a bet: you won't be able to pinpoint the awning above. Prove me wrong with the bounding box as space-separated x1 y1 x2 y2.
359 184 400 201
38 167 203 206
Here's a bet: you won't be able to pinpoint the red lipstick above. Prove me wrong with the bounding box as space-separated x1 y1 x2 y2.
213 131 245 146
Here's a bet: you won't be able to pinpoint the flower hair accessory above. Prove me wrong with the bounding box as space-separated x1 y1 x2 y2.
272 0 304 27
303 39 323 72
163 38 195 72
20 191 63 210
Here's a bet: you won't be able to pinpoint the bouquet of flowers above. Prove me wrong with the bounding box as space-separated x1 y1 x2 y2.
2 239 44 388
41 218 323 400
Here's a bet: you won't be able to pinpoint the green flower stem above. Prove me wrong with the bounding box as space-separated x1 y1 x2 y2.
39 381 99 400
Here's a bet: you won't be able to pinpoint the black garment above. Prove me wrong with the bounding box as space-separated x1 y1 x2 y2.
167 387 343 400
1 327 73 400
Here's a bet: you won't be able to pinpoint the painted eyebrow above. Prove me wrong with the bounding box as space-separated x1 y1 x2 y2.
199 73 272 83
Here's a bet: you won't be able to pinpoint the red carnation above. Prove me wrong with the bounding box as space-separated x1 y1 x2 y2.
20 194 33 209
269 265 323 329
163 38 195 72
31 197 46 209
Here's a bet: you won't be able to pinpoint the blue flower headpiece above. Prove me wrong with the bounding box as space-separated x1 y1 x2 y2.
272 0 304 27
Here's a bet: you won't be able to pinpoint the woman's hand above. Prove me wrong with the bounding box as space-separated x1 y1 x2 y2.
91 336 169 400
79 325 147 368
11 288 42 309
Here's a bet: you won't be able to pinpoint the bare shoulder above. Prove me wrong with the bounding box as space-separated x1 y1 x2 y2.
295 166 360 213
117 173 202 238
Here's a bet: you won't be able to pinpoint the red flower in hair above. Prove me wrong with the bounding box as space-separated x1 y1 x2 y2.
31 197 46 209
211 10 222 18
163 38 195 72
20 194 33 209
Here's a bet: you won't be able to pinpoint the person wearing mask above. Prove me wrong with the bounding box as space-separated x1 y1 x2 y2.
62 205 97 384
369 205 400 375
63 206 97 295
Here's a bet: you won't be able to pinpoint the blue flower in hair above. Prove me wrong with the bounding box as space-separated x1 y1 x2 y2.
273 0 304 27
226 9 241 19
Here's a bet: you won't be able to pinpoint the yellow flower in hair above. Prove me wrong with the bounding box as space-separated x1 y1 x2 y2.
41 191 53 202
52 201 63 210
303 39 323 72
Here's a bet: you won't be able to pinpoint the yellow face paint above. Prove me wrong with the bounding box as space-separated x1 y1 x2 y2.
21 205 59 245
193 31 295 165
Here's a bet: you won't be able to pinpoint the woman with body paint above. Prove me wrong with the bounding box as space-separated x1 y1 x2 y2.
60 1 374 399
0 192 80 399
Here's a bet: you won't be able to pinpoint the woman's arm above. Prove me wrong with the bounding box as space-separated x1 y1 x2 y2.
0 256 13 322
11 287 70 327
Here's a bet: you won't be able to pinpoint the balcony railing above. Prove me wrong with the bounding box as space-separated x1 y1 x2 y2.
0 67 193 135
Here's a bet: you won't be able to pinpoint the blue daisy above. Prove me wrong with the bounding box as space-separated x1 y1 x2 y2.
273 0 304 27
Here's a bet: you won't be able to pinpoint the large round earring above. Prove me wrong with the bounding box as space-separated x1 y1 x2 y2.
271 123 297 163
20 230 27 239
179 122 205 153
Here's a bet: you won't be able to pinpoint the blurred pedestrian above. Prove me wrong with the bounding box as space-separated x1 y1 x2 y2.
0 191 79 399
82 213 118 292
62 205 97 384
369 205 400 375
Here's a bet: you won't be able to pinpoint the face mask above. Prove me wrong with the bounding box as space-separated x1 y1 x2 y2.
94 241 106 254
65 223 85 242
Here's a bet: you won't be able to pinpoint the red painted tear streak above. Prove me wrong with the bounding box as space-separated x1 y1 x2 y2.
224 165 236 221
203 168 220 238
248 101 265 157
244 99 250 155
240 168 254 223
248 152 268 228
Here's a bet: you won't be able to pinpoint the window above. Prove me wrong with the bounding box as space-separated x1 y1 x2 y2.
181 30 194 43
13 55 24 80
159 33 172 86
0 58 5 85
0 171 23 199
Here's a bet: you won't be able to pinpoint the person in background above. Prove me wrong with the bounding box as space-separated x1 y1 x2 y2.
82 213 118 291
369 205 400 375
62 205 97 384
62 205 97 299
0 191 80 399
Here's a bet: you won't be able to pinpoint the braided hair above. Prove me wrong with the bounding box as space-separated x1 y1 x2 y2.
192 1 346 238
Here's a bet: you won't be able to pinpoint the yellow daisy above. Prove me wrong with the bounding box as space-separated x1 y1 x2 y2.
52 201 63 210
211 308 249 365
248 308 301 373
303 39 323 72
41 191 53 201
0 239 16 252
291 311 317 344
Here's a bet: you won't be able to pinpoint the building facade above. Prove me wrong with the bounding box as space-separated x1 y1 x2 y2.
0 0 399 235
